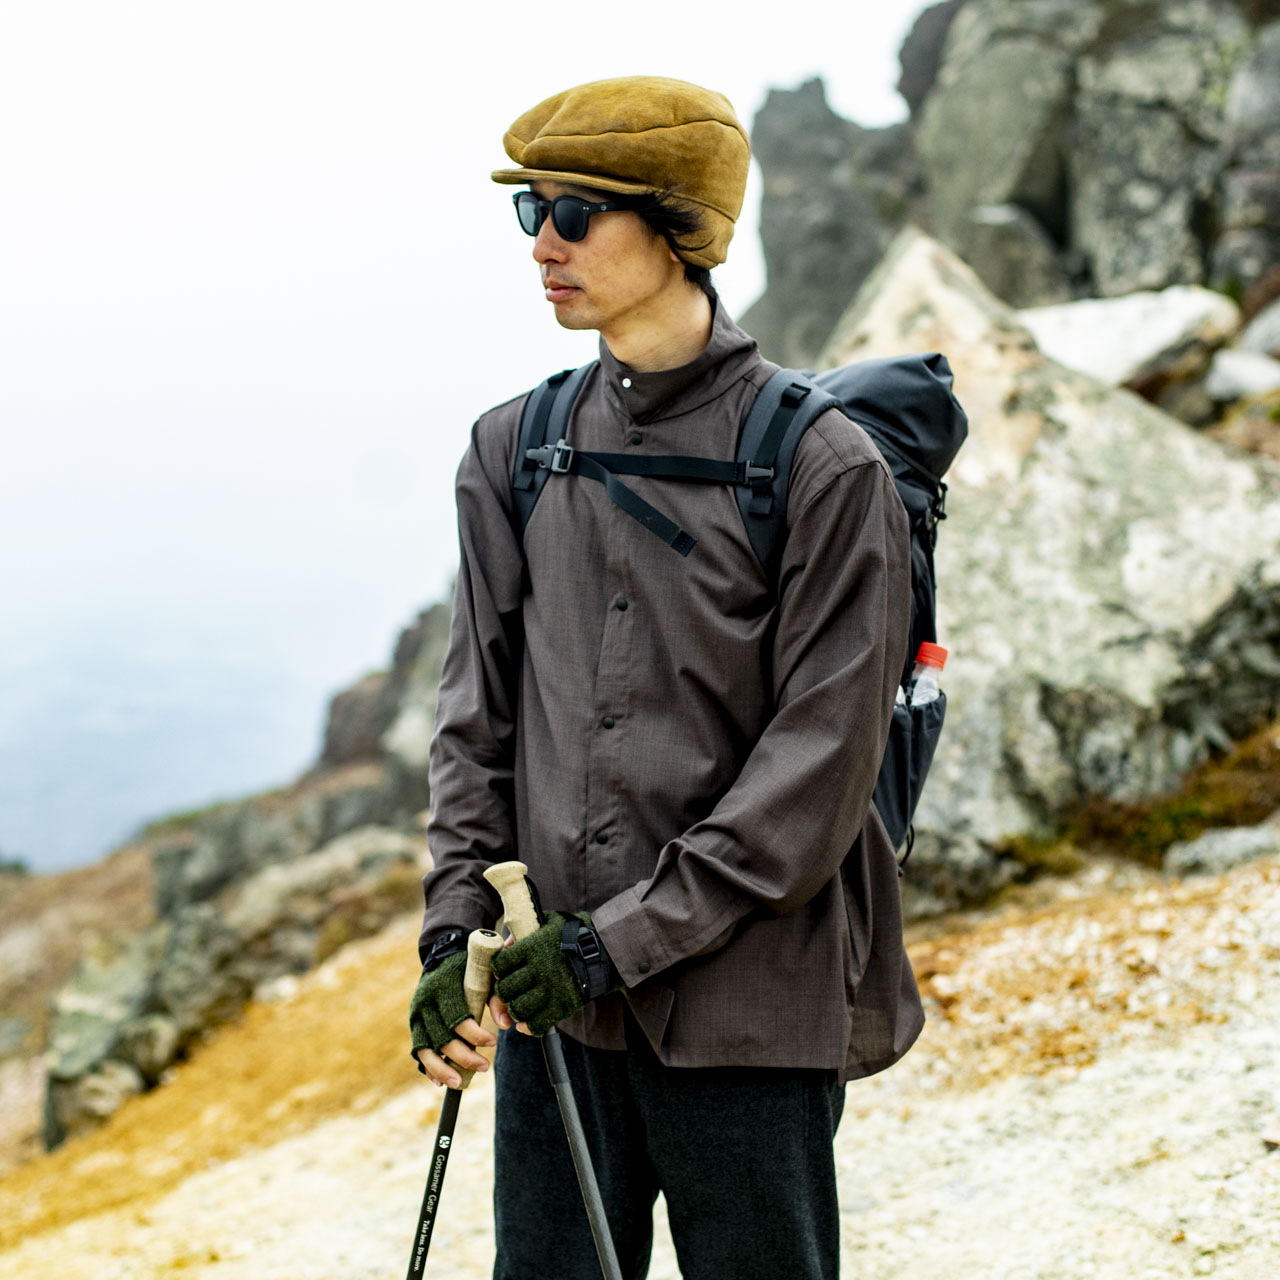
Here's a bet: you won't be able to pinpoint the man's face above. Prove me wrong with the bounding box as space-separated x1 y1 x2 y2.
526 181 686 340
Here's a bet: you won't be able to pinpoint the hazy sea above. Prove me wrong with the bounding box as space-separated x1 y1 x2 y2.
0 645 327 874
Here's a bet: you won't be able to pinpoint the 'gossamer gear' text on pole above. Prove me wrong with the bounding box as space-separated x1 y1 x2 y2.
405 927 503 1278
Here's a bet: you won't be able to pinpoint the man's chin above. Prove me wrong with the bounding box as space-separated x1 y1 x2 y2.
551 307 596 332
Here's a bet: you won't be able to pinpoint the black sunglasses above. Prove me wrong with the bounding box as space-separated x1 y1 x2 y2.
513 191 623 242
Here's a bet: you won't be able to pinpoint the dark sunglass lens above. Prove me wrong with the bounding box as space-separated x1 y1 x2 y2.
514 193 543 236
551 198 590 242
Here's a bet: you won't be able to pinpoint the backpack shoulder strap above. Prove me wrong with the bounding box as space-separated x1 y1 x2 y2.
512 362 595 534
736 369 841 576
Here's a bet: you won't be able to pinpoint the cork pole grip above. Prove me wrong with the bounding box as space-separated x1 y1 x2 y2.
453 929 503 1091
483 861 541 940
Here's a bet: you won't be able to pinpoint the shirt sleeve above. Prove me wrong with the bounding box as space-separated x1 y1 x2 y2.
591 427 912 986
417 414 525 963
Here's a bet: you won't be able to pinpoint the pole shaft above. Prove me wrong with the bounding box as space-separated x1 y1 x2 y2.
484 861 625 1280
405 1087 460 1278
543 1031 625 1280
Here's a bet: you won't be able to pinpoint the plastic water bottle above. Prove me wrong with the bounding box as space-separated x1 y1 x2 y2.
909 642 948 706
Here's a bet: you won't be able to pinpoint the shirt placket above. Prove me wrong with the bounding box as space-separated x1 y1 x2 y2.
581 415 641 907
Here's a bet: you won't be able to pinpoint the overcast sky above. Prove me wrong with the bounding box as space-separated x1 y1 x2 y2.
0 0 932 869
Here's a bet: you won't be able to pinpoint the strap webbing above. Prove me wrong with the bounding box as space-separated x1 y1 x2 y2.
570 452 697 556
748 381 810 516
513 370 570 493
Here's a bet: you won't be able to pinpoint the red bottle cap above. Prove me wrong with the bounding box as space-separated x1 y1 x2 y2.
915 642 948 669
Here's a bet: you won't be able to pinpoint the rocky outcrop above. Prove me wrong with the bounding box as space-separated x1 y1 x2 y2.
1069 0 1249 297
39 600 453 1148
897 0 970 118
320 671 393 766
1213 22 1280 297
821 228 1280 915
745 1 1280 364
43 824 427 1148
738 79 921 369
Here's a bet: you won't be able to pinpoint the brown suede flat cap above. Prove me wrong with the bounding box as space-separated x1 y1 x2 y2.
491 76 750 270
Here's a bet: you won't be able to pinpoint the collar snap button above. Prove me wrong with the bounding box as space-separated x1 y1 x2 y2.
621 377 632 389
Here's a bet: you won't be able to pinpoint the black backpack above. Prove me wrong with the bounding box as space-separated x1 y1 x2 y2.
511 354 968 865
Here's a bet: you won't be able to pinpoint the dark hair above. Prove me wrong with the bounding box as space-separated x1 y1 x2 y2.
613 190 717 300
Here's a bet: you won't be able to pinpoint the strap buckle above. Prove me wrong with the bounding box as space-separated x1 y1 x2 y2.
550 439 575 473
525 437 576 474
744 462 774 483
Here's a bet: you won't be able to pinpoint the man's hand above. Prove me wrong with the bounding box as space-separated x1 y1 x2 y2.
408 951 506 1087
490 911 620 1037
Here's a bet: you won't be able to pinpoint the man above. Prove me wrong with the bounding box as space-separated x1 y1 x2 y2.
409 76 923 1279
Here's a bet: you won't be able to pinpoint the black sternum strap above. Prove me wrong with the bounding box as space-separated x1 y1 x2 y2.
573 452 698 557
523 444 780 558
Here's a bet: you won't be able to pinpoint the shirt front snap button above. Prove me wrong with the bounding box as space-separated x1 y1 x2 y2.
595 831 609 845
628 431 643 445
615 598 628 611
601 715 615 729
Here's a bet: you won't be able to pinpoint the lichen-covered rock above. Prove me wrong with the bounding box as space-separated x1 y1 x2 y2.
917 1 1089 274
1212 22 1280 297
41 824 428 1146
965 205 1072 309
154 905 247 1041
822 228 1280 913
43 1059 144 1149
44 931 162 1083
154 803 306 916
221 825 421 949
41 929 165 1148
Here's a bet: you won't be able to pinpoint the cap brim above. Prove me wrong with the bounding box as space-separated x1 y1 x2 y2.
490 167 658 197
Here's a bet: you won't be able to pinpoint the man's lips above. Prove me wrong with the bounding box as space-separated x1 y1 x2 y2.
543 278 579 303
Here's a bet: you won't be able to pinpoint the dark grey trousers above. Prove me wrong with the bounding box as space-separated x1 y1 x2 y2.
492 1018 846 1280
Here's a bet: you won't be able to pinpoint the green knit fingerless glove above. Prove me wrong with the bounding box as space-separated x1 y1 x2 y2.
408 951 470 1060
490 912 580 1036
490 911 619 1036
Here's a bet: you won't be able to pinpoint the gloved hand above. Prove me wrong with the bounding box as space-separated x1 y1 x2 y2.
490 911 620 1036
408 951 472 1066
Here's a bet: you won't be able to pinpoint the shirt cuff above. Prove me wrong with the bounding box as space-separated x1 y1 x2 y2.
590 886 669 988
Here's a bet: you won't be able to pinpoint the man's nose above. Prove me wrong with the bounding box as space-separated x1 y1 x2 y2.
532 216 567 264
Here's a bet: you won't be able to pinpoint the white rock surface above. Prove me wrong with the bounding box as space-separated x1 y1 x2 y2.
1206 348 1280 401
1018 285 1240 386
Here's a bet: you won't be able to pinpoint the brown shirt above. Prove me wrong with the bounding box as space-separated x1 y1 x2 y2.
420 303 924 1082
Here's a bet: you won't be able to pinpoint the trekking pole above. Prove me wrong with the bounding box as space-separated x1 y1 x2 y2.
484 861 625 1280
405 927 503 1279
